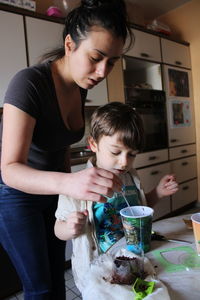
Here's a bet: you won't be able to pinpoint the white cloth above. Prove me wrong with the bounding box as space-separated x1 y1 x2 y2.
82 248 170 300
55 159 147 292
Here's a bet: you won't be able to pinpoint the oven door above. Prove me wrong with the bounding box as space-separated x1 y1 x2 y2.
132 101 168 152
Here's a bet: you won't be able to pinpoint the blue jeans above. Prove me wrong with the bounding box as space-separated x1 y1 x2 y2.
0 178 66 300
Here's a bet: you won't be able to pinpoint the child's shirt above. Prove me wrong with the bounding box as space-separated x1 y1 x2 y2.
93 173 141 253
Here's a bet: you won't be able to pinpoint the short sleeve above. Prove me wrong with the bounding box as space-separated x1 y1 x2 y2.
55 194 72 221
4 68 41 119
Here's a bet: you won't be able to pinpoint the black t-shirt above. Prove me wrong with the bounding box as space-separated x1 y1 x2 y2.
0 62 87 172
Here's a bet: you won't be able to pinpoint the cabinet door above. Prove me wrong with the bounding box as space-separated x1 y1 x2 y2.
172 179 197 211
0 11 27 106
153 196 171 221
86 79 108 106
161 38 191 69
25 17 64 66
163 66 196 147
171 155 197 183
126 29 161 62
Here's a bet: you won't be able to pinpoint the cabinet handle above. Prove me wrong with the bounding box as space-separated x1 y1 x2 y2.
151 170 159 175
181 149 188 153
140 52 150 58
148 156 157 160
175 60 182 66
170 139 178 143
182 162 188 166
182 185 189 190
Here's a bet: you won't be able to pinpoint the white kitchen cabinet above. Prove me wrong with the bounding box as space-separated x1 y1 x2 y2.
126 29 162 62
172 179 197 211
153 196 171 221
137 162 171 220
167 99 196 147
161 38 191 69
86 79 108 106
0 10 27 106
25 16 64 66
162 65 196 147
170 155 197 183
134 149 168 169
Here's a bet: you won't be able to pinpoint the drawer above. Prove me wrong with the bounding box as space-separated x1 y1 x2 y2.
172 179 197 211
134 149 168 169
171 156 197 183
137 162 170 193
161 38 191 68
126 29 161 62
169 144 196 160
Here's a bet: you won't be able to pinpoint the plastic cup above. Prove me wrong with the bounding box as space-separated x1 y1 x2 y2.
120 206 154 254
191 213 200 256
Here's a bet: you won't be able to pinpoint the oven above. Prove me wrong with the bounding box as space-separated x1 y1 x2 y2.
125 88 168 152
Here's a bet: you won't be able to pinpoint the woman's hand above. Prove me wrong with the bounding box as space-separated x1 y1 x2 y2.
54 210 88 240
62 167 122 202
156 174 179 199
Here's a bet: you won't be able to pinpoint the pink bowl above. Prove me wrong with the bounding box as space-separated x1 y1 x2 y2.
46 6 63 18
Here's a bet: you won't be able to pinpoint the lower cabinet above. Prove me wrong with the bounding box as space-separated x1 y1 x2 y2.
170 155 197 183
137 162 171 193
137 162 171 220
172 179 197 211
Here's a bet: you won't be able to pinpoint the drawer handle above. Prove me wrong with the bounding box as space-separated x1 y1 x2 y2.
181 149 188 153
170 139 178 143
182 162 188 166
182 186 189 190
148 156 157 160
175 60 182 65
140 52 150 58
151 170 159 175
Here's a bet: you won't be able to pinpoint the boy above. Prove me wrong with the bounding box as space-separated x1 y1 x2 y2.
54 102 178 291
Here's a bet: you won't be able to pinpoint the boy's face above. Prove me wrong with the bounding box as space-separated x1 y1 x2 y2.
89 133 138 175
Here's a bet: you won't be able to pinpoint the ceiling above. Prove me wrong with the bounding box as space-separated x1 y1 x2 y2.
129 0 192 20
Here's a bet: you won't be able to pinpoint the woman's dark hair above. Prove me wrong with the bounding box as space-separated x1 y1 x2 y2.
40 0 133 62
90 102 144 152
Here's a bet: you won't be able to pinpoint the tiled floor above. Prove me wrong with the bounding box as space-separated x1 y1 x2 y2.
4 268 82 300
4 204 200 300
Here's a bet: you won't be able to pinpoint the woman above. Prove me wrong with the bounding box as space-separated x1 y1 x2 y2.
0 0 132 299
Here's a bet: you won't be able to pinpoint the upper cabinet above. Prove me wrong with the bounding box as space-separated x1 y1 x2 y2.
25 17 64 66
0 11 27 106
126 29 162 62
161 38 191 69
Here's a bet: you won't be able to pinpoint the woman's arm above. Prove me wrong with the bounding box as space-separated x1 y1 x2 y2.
1 104 121 201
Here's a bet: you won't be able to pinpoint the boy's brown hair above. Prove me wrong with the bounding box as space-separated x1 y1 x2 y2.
90 102 144 151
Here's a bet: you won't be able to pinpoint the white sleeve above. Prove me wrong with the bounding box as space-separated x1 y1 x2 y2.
55 194 79 221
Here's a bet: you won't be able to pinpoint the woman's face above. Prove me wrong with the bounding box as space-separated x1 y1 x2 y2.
65 27 124 89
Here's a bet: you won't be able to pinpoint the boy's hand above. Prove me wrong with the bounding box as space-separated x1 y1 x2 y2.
55 210 89 240
66 210 88 238
156 174 178 199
